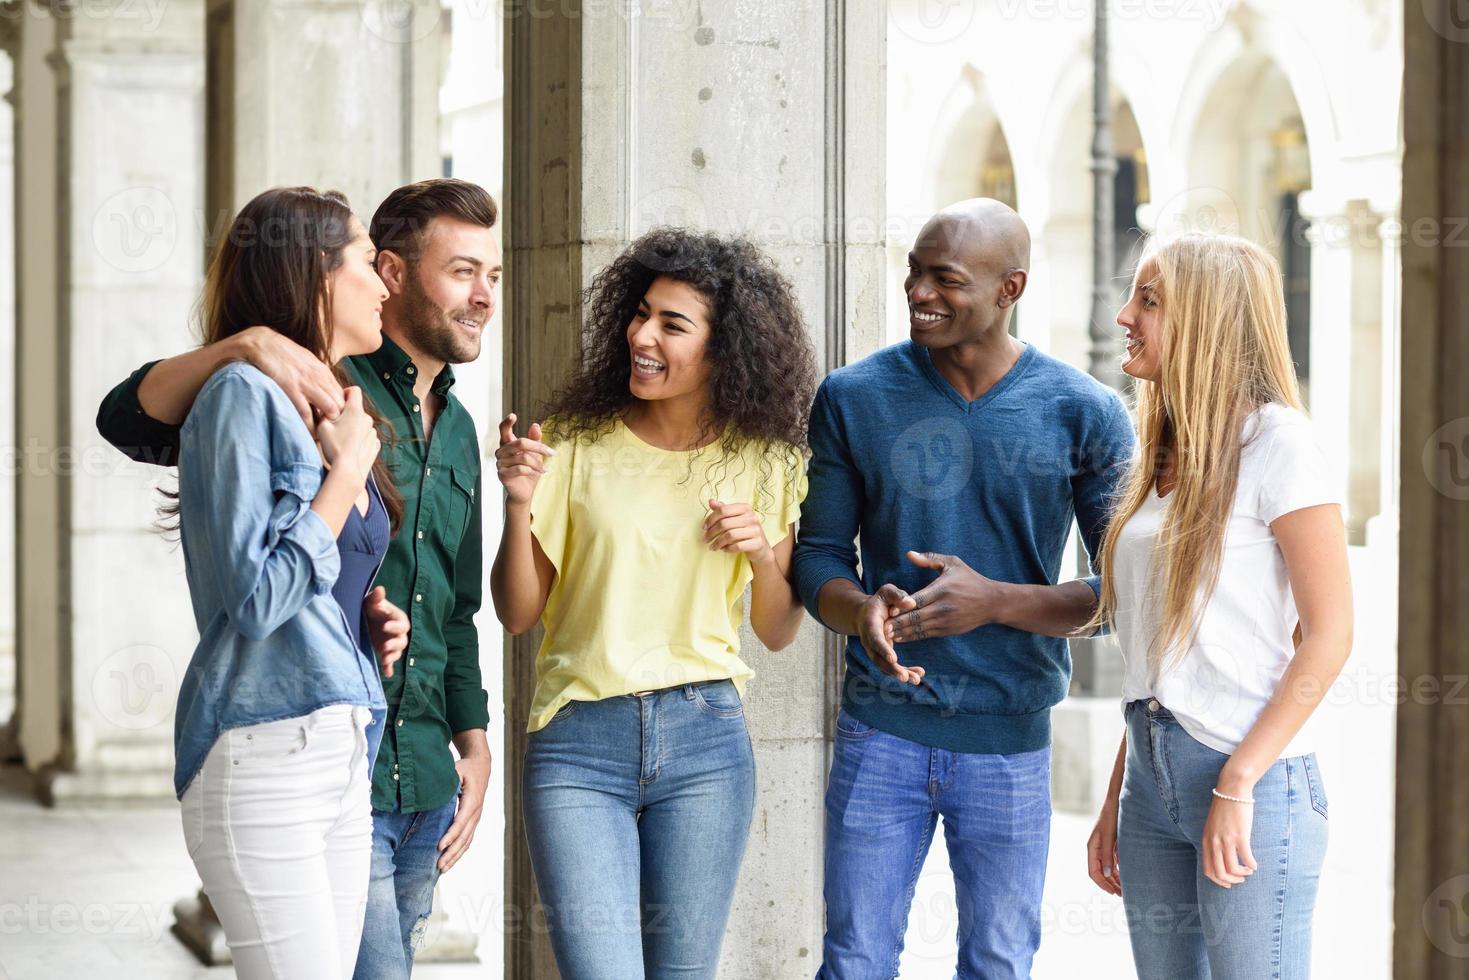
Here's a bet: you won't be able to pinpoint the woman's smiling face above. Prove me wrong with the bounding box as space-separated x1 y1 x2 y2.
1117 258 1164 382
626 275 714 402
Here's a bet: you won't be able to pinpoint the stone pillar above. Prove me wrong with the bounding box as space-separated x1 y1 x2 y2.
0 36 16 750
41 0 206 807
503 1 886 976
1301 193 1388 545
10 0 63 785
1397 2 1469 973
204 0 442 220
1299 189 1353 503
1367 197 1400 551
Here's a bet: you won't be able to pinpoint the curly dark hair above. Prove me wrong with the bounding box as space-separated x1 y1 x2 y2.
542 227 818 510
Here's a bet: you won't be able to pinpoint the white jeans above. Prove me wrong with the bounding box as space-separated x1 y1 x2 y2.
181 703 374 980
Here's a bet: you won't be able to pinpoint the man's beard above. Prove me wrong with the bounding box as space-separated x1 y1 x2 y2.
398 272 485 366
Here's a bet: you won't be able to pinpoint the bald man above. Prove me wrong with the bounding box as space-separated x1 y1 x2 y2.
794 199 1135 978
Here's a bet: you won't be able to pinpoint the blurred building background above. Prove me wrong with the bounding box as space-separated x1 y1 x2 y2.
0 1 1462 978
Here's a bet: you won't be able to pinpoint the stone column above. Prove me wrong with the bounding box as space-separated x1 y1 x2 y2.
1300 193 1389 545
41 0 207 807
8 0 203 800
503 1 886 976
1397 2 1469 973
0 33 16 752
203 0 441 219
10 0 63 786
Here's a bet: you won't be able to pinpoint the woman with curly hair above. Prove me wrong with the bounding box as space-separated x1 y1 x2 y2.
490 227 817 978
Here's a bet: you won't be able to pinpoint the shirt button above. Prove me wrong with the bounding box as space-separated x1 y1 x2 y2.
415 594 422 602
392 772 399 780
407 366 416 375
425 467 432 477
413 405 420 413
416 531 424 540
408 658 415 666
397 719 403 727
382 372 390 380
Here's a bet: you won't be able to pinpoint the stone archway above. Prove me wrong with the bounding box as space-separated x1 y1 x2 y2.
1040 90 1147 372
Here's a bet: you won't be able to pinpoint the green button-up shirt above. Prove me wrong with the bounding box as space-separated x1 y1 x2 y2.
96 335 490 813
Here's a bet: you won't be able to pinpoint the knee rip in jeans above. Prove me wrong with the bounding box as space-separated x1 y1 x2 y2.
409 911 432 954
409 880 441 954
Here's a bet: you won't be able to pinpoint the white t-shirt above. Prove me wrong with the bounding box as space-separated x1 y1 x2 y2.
1113 403 1342 758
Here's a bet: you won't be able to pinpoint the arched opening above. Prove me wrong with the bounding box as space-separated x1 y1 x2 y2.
1184 54 1313 398
931 68 1015 211
1042 91 1148 371
886 70 1019 346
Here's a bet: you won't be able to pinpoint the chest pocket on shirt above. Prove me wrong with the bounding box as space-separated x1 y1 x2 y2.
444 465 476 552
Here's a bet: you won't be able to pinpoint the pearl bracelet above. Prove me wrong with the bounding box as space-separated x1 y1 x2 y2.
1211 788 1255 805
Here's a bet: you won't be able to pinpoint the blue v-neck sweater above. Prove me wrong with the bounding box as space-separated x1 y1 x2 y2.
794 340 1135 754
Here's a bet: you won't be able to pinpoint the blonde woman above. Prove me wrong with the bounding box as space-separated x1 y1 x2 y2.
889 233 1353 978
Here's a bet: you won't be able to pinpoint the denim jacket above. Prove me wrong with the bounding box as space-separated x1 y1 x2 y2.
172 362 386 799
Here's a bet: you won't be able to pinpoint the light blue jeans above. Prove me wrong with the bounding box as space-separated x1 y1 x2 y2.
1118 699 1329 979
818 708 1052 980
522 681 757 980
352 785 459 980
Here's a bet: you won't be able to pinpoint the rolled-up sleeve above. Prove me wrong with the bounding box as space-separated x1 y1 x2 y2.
182 370 340 642
444 452 489 733
793 382 867 628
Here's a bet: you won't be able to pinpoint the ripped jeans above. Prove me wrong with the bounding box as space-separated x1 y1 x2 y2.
352 782 460 980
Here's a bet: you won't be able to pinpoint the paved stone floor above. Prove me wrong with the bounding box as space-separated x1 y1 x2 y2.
0 754 1388 979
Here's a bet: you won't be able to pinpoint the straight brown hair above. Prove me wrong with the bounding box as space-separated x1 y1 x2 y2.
169 186 404 532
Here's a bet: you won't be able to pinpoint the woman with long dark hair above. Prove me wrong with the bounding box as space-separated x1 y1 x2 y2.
171 186 409 978
491 228 818 978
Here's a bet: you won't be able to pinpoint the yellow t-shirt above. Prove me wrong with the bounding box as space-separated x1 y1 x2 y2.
525 418 808 732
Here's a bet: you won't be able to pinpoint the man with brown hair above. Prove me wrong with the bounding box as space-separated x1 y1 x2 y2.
97 178 502 978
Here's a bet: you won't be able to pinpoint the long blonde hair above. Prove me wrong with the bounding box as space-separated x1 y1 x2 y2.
1087 233 1304 671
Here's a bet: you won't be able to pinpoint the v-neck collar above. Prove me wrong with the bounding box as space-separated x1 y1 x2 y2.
911 339 1036 413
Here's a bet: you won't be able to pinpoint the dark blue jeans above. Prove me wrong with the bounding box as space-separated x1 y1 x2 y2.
522 681 757 980
819 709 1052 980
352 785 459 980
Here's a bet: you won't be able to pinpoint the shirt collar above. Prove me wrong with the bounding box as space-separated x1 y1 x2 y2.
365 334 457 394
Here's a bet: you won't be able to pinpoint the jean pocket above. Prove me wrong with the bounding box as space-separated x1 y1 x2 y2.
692 681 745 718
231 716 311 767
834 708 879 739
542 700 579 728
1302 754 1328 819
